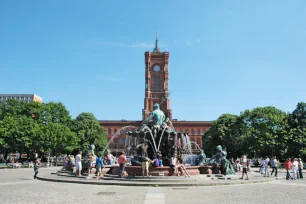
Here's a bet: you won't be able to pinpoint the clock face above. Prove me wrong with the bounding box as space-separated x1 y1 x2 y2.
153 64 161 72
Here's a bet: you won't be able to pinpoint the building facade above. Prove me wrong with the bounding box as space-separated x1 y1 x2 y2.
0 94 42 103
99 37 212 156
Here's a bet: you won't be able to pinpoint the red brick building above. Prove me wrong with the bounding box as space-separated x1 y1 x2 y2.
99 37 212 156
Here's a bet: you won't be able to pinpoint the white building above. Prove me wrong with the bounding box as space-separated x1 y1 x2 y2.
0 94 42 103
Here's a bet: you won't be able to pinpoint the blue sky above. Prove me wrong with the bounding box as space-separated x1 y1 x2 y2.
0 0 305 121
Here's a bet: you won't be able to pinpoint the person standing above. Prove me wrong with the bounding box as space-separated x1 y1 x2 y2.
240 155 249 180
141 144 149 177
75 151 82 177
259 159 265 174
95 154 104 180
298 158 303 179
271 156 278 177
106 152 115 165
33 159 40 179
285 158 292 180
118 152 127 178
264 157 270 177
291 158 299 180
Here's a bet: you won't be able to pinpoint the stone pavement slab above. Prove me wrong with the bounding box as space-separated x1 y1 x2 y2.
1 168 306 204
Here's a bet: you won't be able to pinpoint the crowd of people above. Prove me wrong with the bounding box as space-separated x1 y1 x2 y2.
61 151 117 178
284 158 304 180
32 148 305 181
233 155 304 180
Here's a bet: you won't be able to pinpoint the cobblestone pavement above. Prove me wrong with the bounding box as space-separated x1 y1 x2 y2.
1 168 306 204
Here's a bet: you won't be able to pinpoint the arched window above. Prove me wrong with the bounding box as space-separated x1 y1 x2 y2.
180 129 183 133
114 128 117 134
197 138 201 148
191 138 195 149
113 139 117 148
191 129 195 135
119 138 124 149
153 75 157 90
197 129 200 135
108 128 111 135
157 76 160 90
185 129 189 134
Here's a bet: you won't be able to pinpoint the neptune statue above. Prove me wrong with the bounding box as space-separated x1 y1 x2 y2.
141 103 169 138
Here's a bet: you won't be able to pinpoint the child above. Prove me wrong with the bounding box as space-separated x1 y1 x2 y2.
96 154 104 180
33 159 39 179
158 155 163 167
153 155 159 167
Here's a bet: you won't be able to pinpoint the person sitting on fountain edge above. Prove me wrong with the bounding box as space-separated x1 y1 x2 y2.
153 154 159 167
158 154 163 167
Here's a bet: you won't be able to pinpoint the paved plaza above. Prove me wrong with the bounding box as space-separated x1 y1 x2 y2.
1 168 306 204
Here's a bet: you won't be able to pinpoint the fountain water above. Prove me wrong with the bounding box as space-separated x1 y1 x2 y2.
101 125 137 155
185 135 192 154
183 154 198 166
141 126 158 153
183 141 202 151
157 125 169 151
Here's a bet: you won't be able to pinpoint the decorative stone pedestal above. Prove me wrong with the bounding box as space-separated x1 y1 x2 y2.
198 165 221 174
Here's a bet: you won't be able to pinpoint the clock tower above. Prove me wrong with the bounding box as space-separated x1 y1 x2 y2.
142 35 172 121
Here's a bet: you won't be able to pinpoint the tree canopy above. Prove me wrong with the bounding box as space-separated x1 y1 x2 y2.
204 103 306 161
72 112 108 153
0 100 107 159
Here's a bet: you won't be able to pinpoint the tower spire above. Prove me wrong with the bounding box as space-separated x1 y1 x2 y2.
153 28 160 52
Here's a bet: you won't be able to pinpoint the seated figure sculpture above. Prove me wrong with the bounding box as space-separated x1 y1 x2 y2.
204 145 235 175
195 150 207 166
141 103 168 138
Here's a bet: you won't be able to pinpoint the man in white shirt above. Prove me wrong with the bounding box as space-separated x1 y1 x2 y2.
264 157 270 177
270 157 278 177
75 151 82 177
291 158 299 179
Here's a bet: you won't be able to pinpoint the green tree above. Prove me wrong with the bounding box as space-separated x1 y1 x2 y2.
39 123 79 156
0 100 77 158
0 100 27 120
42 102 72 125
72 112 108 153
203 114 243 158
0 116 41 158
240 106 288 158
25 101 44 121
287 102 306 159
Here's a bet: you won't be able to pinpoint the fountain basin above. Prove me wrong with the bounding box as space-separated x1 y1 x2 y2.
198 165 221 174
110 165 220 176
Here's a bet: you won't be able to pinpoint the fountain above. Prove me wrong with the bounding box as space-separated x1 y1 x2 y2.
102 103 235 176
110 103 203 176
59 103 235 178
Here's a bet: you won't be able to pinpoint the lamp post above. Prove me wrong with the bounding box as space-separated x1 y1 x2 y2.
47 141 51 168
